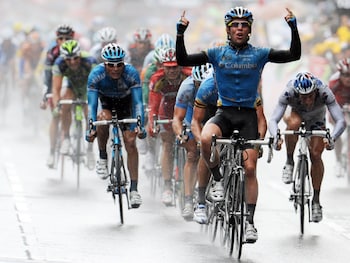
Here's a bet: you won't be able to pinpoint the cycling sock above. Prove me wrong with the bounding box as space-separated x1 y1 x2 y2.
286 154 294 166
210 165 222 181
247 204 256 224
312 189 320 204
197 187 206 205
184 195 193 204
99 151 107 159
130 180 138 192
164 180 172 189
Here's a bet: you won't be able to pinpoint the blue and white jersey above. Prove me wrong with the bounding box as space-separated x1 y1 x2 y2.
87 62 144 125
194 75 217 108
175 75 197 126
206 44 270 108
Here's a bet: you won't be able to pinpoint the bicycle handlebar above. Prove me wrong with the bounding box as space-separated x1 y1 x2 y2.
152 114 172 134
93 117 139 126
58 99 87 106
210 134 274 163
276 122 334 150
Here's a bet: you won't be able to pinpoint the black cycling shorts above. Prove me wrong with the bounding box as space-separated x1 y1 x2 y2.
208 106 258 141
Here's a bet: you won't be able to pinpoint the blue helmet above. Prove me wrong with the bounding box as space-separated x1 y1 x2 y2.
101 43 125 62
225 7 253 26
293 72 316 95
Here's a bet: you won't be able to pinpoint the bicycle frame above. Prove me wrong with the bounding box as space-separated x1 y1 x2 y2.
278 122 331 234
209 132 273 259
93 111 140 224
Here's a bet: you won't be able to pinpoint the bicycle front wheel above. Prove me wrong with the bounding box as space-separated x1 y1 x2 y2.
299 155 308 235
230 169 245 259
111 151 124 224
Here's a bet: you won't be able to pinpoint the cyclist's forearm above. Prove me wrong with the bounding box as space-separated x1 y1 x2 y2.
176 35 208 66
268 28 301 63
131 86 145 126
87 90 98 122
268 104 286 137
328 102 346 140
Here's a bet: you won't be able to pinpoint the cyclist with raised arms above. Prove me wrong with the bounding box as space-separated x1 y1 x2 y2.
176 6 301 242
51 39 97 169
328 58 350 176
172 63 212 220
86 43 146 209
191 73 267 224
269 72 345 222
42 24 75 168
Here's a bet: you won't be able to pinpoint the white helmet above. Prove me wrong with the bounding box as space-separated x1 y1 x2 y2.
97 27 117 43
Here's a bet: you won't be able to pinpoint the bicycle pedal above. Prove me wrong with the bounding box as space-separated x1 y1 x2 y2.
106 185 114 192
113 186 126 195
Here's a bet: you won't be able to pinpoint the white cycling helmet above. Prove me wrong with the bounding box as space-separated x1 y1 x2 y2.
191 63 213 82
97 26 117 43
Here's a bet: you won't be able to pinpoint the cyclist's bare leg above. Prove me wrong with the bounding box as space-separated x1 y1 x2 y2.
309 137 325 203
244 149 259 204
160 131 175 182
283 111 302 164
200 122 222 169
183 139 199 196
49 115 60 153
123 130 139 181
244 148 259 224
196 156 211 204
60 88 75 137
256 105 267 138
96 109 111 158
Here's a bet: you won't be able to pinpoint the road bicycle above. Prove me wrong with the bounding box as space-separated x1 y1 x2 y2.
58 98 87 189
277 122 332 235
208 131 273 259
92 110 141 225
152 115 187 209
340 104 350 184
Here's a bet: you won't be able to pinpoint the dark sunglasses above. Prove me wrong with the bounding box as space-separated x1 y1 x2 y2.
58 36 72 41
65 56 80 61
340 73 350 78
228 21 250 28
105 62 124 68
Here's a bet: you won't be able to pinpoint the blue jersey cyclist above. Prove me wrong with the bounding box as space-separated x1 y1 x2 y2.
176 6 301 242
86 43 146 209
172 63 212 221
191 73 267 224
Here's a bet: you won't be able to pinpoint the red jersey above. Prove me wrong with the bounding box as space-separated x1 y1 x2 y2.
148 67 191 132
329 71 350 106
